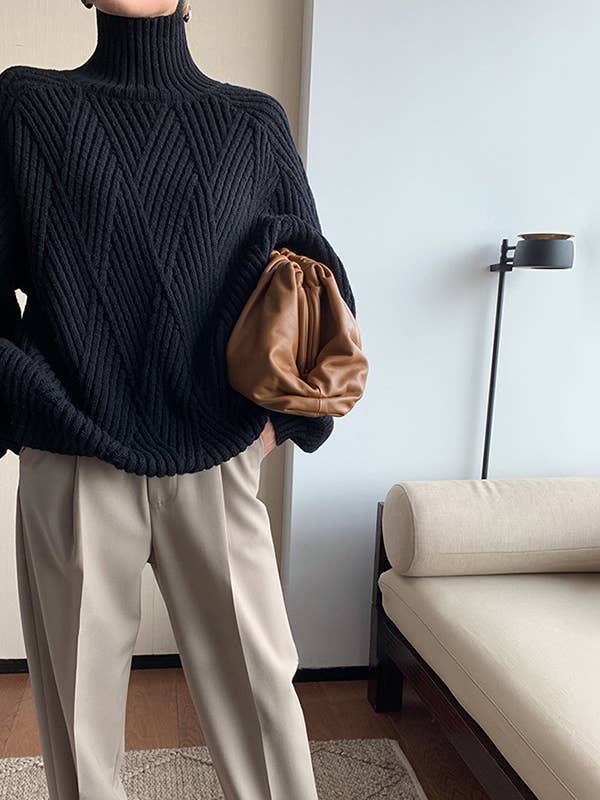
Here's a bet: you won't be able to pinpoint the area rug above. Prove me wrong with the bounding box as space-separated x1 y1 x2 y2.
0 738 427 799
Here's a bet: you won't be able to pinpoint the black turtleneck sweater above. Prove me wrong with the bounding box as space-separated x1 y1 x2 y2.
0 6 357 477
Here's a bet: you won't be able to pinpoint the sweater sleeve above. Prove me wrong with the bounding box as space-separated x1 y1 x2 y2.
247 98 358 453
260 99 356 316
0 80 25 459
0 146 22 343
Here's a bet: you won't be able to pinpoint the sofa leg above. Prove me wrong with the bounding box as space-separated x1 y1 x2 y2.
368 501 404 712
368 655 404 712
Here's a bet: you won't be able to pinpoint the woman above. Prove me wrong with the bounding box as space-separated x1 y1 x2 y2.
0 1 356 798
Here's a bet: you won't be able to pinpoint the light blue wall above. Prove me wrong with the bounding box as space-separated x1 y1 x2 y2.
288 0 600 667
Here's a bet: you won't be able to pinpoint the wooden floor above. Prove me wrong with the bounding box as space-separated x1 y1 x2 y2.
0 669 489 799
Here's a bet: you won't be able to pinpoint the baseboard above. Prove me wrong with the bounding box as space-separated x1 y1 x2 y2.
0 657 369 681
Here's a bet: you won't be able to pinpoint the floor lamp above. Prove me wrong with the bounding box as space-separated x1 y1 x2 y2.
481 233 575 480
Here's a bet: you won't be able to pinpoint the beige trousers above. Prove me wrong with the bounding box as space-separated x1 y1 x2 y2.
15 437 318 800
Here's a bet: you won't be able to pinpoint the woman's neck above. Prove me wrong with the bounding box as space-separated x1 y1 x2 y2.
71 6 212 94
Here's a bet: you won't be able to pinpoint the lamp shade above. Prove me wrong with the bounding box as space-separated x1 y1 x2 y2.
512 233 574 269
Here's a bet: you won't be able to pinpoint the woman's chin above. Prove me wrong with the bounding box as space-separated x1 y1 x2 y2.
92 0 179 18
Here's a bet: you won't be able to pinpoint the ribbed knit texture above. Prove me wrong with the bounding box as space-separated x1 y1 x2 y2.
0 6 356 477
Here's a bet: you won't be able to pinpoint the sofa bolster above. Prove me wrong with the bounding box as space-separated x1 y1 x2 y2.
382 477 600 576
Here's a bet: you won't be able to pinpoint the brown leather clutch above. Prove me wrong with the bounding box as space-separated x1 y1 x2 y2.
226 247 368 417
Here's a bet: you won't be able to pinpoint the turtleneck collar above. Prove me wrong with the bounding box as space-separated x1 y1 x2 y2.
70 5 214 97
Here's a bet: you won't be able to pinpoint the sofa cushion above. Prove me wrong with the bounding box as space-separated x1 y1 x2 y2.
382 477 600 576
378 569 600 800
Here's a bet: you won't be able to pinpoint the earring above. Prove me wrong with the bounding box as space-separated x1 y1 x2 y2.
183 3 192 22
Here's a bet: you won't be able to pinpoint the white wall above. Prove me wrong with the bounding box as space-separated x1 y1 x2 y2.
286 0 600 667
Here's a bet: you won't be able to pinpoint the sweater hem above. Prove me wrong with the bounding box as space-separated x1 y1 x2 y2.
6 425 268 478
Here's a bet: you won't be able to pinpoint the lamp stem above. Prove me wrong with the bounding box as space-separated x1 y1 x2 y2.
482 241 510 479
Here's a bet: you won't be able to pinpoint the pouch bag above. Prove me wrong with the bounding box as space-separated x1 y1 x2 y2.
226 247 368 417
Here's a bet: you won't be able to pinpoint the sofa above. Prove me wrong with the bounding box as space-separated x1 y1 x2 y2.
368 477 600 800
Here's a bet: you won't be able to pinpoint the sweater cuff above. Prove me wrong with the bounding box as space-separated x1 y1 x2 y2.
269 410 334 453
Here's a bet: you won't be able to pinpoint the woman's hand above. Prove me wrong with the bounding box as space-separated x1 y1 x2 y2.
259 417 277 459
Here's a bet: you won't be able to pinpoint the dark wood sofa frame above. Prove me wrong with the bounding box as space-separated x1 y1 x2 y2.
367 500 538 800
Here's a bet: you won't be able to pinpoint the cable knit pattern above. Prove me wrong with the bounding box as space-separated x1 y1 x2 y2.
0 6 356 476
